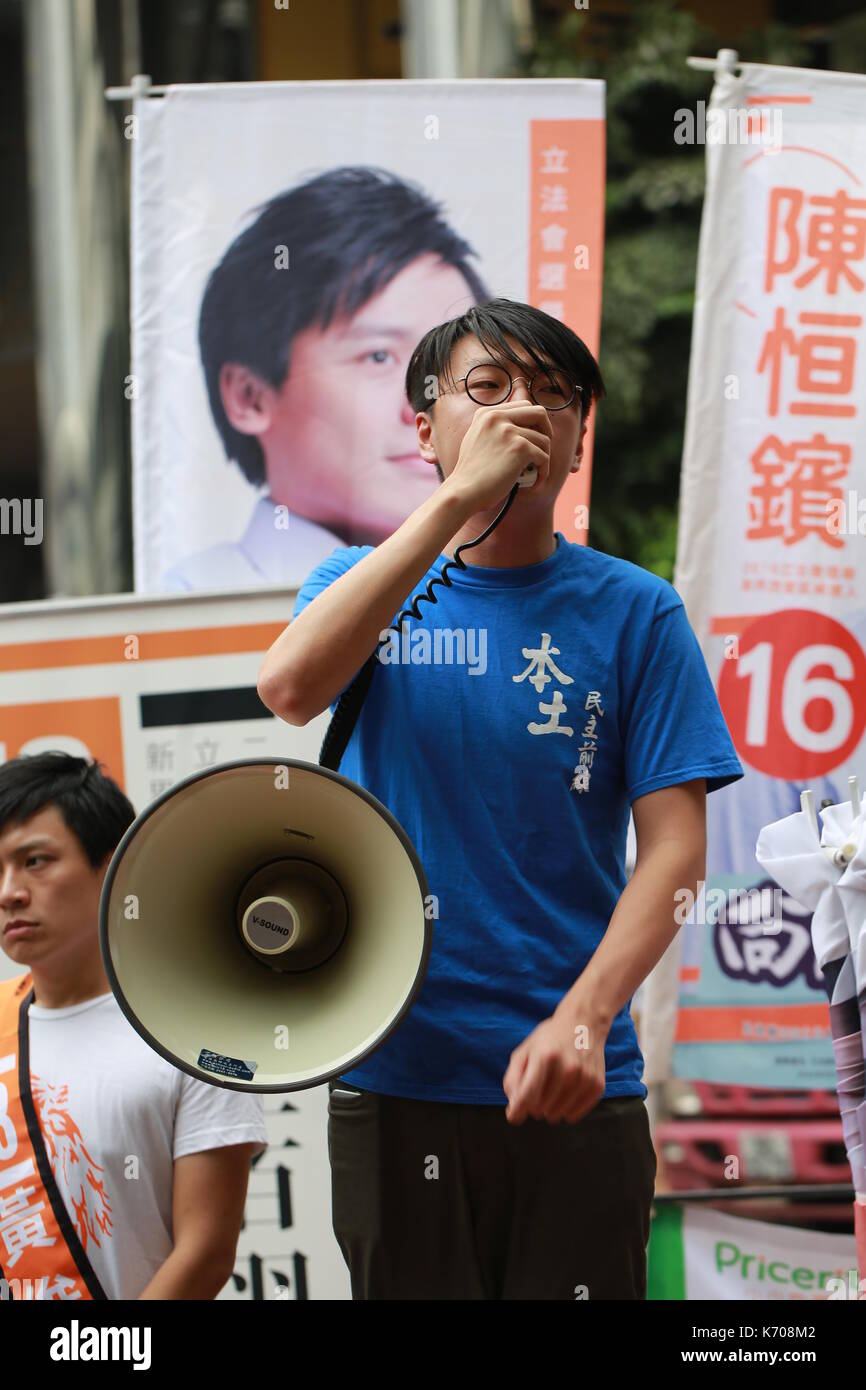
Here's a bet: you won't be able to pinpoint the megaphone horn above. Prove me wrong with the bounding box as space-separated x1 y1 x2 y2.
99 759 431 1092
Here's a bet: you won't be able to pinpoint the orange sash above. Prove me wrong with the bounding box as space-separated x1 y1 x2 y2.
0 973 106 1300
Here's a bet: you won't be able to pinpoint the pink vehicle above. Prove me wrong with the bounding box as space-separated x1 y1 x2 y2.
689 1081 840 1117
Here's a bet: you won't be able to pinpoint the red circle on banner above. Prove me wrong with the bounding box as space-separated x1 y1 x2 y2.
717 608 866 778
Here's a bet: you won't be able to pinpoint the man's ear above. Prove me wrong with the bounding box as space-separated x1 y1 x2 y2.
415 410 439 464
577 419 589 459
571 421 589 472
219 363 274 436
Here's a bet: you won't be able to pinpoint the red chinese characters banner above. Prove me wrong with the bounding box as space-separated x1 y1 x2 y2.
643 63 866 1090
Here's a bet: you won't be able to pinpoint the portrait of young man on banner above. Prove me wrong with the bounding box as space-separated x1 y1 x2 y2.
132 80 604 597
160 166 491 591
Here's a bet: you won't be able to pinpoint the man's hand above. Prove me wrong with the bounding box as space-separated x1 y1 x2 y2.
448 401 552 512
503 1004 608 1126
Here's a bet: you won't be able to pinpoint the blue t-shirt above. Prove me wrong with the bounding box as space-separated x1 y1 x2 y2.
292 531 744 1104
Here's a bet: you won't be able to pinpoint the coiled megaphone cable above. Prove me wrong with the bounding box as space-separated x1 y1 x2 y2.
318 477 525 770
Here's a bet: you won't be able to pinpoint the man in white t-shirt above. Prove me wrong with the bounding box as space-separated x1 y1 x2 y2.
0 752 268 1301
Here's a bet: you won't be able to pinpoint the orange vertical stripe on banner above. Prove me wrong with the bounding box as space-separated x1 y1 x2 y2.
528 118 605 548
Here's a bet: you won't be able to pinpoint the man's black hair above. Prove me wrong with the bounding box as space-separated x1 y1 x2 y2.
199 166 492 487
404 297 606 420
0 752 136 870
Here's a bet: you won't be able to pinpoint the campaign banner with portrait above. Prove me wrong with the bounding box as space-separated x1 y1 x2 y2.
642 62 866 1089
129 79 605 594
0 586 350 1299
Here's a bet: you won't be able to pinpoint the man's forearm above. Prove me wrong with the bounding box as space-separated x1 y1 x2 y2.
258 479 473 723
556 842 705 1033
138 1244 234 1300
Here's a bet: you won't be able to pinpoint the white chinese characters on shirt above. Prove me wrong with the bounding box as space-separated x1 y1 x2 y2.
572 693 605 794
512 632 604 794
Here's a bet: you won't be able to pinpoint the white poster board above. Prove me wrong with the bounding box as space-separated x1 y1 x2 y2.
0 585 350 1299
130 78 606 591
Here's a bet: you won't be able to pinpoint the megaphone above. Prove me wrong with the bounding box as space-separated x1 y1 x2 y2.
99 759 431 1092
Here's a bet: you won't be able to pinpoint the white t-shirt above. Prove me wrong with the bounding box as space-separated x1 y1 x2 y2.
25 990 269 1300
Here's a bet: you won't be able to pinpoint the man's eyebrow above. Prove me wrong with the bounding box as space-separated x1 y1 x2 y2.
463 354 554 373
339 324 413 341
9 839 58 854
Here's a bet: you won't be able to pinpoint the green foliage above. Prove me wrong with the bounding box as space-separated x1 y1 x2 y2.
514 0 722 579
514 1 866 577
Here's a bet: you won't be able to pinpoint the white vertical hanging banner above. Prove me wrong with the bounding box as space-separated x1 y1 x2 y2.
643 62 866 1088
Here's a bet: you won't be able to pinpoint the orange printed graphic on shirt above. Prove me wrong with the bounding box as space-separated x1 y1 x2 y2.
32 1077 112 1252
0 974 105 1298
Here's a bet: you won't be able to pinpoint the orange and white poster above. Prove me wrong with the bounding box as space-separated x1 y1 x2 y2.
0 585 349 1300
643 62 866 1090
130 80 605 594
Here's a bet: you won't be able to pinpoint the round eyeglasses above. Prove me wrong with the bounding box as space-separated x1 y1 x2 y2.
445 362 581 412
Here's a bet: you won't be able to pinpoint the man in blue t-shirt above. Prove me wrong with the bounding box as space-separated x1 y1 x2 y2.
258 297 744 1300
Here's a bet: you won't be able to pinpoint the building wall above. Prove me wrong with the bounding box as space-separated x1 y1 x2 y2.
256 0 403 81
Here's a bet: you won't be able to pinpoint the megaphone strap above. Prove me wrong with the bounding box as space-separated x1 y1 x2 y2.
318 651 379 771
